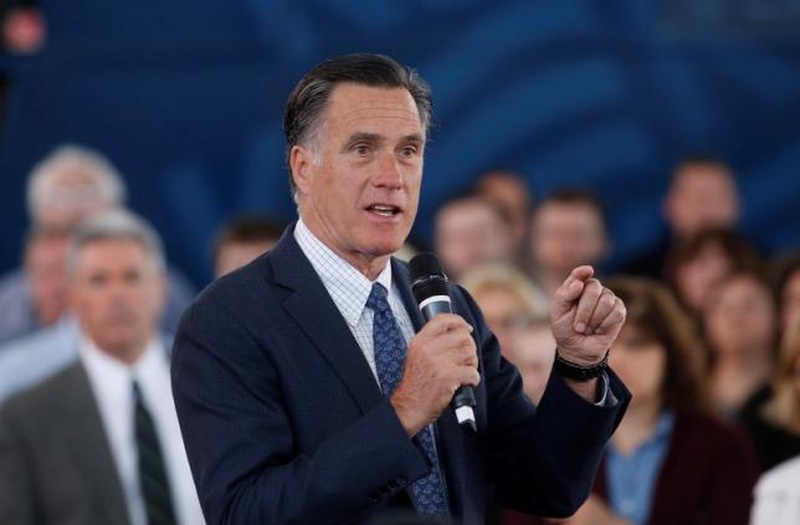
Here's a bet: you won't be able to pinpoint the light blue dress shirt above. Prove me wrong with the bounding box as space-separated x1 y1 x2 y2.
606 410 675 525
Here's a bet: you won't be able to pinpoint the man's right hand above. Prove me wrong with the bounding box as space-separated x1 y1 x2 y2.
390 314 480 437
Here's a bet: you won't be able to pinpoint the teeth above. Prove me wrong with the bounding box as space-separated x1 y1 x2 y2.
370 205 397 215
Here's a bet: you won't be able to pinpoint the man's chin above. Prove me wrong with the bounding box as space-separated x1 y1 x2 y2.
364 230 407 252
369 241 405 259
94 335 145 360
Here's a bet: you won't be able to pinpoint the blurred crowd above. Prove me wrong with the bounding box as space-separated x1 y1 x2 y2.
1 143 799 525
444 159 800 525
0 145 285 525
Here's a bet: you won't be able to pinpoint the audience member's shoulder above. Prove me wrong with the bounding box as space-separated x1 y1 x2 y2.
757 456 800 493
1 361 81 417
0 316 76 356
0 267 26 295
677 411 748 447
0 318 80 403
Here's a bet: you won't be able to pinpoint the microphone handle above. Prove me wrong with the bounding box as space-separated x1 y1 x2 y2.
419 296 478 432
419 296 452 320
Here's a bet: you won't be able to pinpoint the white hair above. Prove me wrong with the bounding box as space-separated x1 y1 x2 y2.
66 209 166 276
26 144 127 222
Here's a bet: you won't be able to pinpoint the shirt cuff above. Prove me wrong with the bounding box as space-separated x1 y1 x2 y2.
594 371 618 407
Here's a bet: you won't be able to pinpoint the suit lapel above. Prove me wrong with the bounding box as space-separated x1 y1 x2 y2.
391 259 425 333
271 229 383 414
60 363 131 525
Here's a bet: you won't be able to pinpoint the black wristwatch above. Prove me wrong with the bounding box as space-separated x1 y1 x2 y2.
553 349 610 382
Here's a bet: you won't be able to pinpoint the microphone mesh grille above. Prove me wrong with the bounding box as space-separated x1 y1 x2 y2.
409 252 445 283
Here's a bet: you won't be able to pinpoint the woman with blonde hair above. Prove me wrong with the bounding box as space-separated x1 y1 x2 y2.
463 264 558 525
461 264 554 405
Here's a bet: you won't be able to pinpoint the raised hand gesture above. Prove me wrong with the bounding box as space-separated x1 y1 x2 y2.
550 266 626 366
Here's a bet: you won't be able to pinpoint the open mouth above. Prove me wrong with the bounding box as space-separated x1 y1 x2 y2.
366 204 402 217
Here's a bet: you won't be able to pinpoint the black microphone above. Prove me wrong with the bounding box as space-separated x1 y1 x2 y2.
409 253 477 432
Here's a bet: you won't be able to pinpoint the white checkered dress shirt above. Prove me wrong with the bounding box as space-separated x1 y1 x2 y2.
294 219 416 384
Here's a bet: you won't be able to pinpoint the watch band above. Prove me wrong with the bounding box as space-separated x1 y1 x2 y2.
553 349 610 382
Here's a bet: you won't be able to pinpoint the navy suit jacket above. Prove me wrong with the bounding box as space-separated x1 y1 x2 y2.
171 227 630 524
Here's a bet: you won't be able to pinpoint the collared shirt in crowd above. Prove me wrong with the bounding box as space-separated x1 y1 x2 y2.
606 411 675 525
80 336 205 525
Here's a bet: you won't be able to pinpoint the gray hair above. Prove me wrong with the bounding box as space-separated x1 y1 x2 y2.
27 144 127 222
66 209 166 276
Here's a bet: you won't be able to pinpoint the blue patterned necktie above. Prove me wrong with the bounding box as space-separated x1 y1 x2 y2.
367 283 449 517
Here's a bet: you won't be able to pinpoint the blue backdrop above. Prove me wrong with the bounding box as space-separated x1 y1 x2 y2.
2 0 800 288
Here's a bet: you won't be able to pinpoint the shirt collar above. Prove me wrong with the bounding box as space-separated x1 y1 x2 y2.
79 335 167 400
294 218 393 327
611 410 675 457
652 410 675 442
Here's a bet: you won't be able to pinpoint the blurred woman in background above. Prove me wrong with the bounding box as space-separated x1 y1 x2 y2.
741 320 800 471
702 270 778 417
572 277 758 525
774 255 800 336
664 227 762 316
462 264 554 404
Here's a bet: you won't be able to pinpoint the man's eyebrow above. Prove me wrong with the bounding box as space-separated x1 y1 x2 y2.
399 133 425 145
341 132 384 151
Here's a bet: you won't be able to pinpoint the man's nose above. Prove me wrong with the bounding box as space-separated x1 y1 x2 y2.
373 152 404 189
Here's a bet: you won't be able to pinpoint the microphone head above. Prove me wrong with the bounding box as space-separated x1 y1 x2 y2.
409 253 449 303
409 253 446 284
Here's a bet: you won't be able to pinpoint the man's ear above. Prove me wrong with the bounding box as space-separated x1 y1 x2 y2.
290 145 313 196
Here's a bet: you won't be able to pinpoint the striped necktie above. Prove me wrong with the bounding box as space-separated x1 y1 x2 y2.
133 380 178 525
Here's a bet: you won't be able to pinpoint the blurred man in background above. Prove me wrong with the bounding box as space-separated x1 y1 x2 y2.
528 188 610 297
0 144 195 343
212 214 285 278
474 170 532 263
433 193 515 283
0 228 69 343
0 209 204 525
625 154 741 278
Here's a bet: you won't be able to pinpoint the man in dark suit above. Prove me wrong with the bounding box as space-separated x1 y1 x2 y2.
0 210 204 525
172 53 630 524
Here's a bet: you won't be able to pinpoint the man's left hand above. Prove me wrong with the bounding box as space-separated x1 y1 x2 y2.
550 266 626 365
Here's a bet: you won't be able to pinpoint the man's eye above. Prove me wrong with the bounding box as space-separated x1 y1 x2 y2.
354 144 370 155
400 146 417 157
